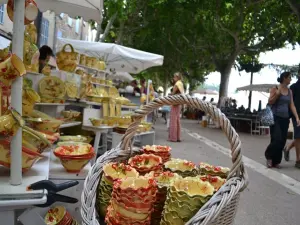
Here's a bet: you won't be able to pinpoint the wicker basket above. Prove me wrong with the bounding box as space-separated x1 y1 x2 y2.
81 94 248 225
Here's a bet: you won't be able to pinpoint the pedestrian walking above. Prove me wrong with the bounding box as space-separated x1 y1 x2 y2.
284 69 300 168
265 72 300 168
168 72 184 142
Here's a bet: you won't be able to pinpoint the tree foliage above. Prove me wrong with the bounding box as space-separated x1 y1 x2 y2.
97 0 300 101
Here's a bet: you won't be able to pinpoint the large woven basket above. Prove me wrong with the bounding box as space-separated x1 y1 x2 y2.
81 94 248 225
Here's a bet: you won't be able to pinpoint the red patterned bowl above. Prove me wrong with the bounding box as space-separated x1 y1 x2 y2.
128 154 162 174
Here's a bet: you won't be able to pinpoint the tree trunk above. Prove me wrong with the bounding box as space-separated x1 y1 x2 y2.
116 20 125 45
94 23 102 42
218 66 231 107
99 13 118 42
164 75 169 96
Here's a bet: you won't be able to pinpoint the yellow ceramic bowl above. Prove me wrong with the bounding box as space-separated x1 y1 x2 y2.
22 129 51 153
89 118 104 127
59 135 87 142
62 110 81 119
103 162 139 183
0 139 42 172
27 118 63 132
58 157 90 173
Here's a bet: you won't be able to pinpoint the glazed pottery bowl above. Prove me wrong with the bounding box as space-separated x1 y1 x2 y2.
103 162 139 183
164 158 198 177
0 139 43 172
143 145 171 154
89 118 104 127
27 118 63 133
59 135 87 143
44 206 72 225
22 129 51 153
197 175 226 191
128 154 162 174
199 162 230 178
58 157 93 173
54 143 94 158
62 110 81 120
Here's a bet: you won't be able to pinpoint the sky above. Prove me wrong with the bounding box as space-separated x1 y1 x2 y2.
199 44 300 110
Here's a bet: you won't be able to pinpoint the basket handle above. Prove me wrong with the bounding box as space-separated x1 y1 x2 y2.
61 44 75 53
120 94 246 180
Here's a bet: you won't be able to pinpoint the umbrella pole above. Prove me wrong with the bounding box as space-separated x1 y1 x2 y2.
10 0 25 185
248 70 254 110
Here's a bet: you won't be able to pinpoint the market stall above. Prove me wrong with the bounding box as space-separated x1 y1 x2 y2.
0 0 107 224
0 1 166 223
226 84 274 134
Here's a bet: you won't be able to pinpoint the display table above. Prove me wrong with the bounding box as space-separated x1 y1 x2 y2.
110 130 155 149
82 124 114 164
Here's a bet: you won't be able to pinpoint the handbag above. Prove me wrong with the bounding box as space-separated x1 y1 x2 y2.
260 104 274 126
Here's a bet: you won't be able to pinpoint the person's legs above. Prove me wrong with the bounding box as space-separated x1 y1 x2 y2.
273 118 289 166
265 123 277 166
169 106 178 142
177 106 181 142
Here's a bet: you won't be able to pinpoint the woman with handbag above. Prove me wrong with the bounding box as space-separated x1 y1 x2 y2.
265 72 300 168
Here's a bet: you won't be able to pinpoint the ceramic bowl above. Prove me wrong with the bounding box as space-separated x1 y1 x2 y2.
197 175 226 191
58 157 92 173
109 200 151 221
103 162 139 183
199 162 230 178
113 176 157 199
143 145 171 154
62 110 81 120
40 96 66 104
106 204 151 225
44 206 72 225
22 129 51 153
128 154 162 174
0 139 43 172
89 118 104 127
54 143 94 158
27 118 63 133
59 135 87 143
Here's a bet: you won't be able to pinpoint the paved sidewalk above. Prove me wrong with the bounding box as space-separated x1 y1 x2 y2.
153 119 300 225
181 119 300 182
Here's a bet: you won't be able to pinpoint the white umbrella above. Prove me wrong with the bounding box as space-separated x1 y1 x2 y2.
107 72 134 82
57 38 164 74
237 84 277 93
192 89 218 95
0 0 103 22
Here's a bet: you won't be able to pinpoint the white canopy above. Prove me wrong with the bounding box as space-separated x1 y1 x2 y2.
0 36 11 49
57 38 164 74
107 72 134 82
0 0 103 22
237 84 277 93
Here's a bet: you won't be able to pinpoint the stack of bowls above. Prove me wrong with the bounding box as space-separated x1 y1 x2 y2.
199 162 230 178
44 206 78 225
53 143 95 173
161 177 215 225
164 158 198 177
197 175 226 191
0 139 43 172
105 176 157 225
147 171 181 225
96 163 139 217
142 145 171 163
128 154 162 176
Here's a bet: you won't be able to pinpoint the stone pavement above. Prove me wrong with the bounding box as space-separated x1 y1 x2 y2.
153 118 300 225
